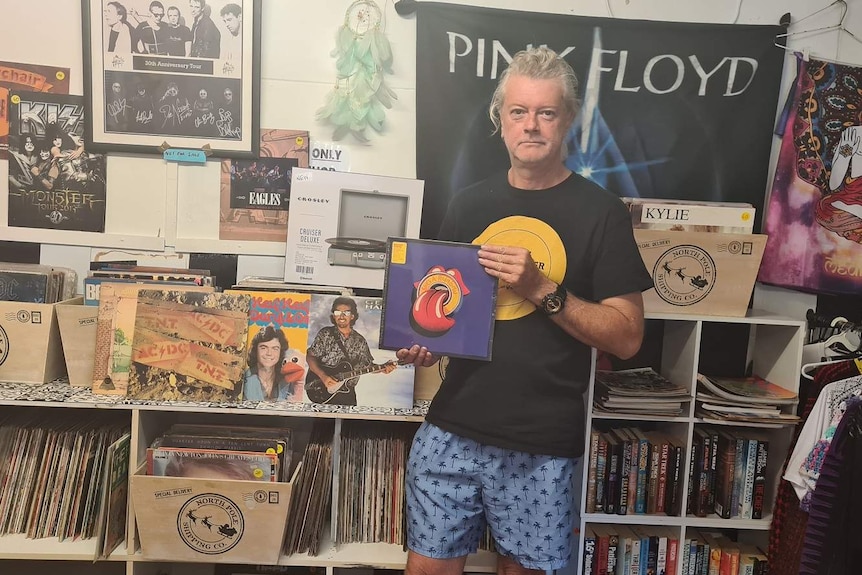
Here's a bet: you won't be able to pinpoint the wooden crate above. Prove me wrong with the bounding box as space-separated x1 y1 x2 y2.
130 463 299 564
55 297 98 387
634 230 767 317
0 298 74 384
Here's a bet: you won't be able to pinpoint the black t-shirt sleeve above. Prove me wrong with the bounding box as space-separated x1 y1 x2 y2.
591 199 654 301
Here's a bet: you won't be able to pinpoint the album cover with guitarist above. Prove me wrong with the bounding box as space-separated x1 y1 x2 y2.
305 294 414 408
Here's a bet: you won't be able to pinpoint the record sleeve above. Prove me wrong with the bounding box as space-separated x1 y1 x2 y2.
379 237 497 361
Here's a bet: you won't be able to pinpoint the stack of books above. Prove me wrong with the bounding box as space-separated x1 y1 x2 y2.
594 368 690 416
696 373 799 426
84 262 216 305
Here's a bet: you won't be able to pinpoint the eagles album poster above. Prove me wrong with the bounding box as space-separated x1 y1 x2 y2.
7 91 107 232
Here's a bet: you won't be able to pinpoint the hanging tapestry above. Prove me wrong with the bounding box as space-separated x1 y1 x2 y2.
414 3 785 237
759 55 862 295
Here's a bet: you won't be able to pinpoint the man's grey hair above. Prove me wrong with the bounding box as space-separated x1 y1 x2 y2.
488 46 581 134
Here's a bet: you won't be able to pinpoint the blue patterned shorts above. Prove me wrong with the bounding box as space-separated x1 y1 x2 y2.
406 422 581 570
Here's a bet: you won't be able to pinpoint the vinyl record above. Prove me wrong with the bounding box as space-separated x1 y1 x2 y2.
325 237 387 252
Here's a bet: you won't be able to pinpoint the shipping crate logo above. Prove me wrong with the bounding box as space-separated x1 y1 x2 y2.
177 493 245 555
653 245 716 306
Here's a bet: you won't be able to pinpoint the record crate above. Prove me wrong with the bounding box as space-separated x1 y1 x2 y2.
131 461 300 564
0 297 78 384
55 297 98 387
633 230 767 317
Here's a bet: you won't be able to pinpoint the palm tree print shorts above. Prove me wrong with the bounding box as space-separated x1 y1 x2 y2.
406 422 581 570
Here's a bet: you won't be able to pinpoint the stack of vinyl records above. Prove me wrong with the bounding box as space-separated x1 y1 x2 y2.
0 262 77 303
594 368 690 416
284 420 334 556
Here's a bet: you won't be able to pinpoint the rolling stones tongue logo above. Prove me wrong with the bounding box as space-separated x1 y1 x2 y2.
411 266 470 335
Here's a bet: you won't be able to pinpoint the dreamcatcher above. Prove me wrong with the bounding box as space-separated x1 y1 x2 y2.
316 0 397 141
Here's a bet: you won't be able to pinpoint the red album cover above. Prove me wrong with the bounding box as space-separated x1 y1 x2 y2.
379 238 497 361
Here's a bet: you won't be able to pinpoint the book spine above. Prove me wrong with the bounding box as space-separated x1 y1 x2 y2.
714 433 736 519
656 536 668 575
584 531 597 575
707 429 719 515
597 533 610 575
618 435 631 515
647 440 661 515
686 440 700 516
752 440 769 520
630 537 641 575
666 536 679 575
646 535 659 575
635 439 650 514
700 542 710 575
596 435 608 513
666 445 683 516
731 435 747 519
587 431 600 514
628 436 640 515
697 432 711 517
608 534 620 575
740 438 758 519
607 439 621 515
656 441 670 514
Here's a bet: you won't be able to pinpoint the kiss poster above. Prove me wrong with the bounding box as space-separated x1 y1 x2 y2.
380 238 497 361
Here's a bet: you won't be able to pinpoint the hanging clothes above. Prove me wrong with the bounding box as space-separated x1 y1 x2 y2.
799 396 862 575
768 360 862 575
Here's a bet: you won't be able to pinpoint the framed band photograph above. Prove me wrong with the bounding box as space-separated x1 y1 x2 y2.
81 0 261 158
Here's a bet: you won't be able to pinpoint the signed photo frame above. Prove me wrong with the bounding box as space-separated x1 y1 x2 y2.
81 0 260 158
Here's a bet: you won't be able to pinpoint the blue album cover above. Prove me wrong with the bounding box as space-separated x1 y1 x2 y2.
380 238 497 361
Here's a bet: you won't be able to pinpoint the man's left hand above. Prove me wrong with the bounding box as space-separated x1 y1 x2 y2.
478 244 554 303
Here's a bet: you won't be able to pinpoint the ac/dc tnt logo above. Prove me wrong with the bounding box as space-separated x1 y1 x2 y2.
411 266 470 336
177 493 244 555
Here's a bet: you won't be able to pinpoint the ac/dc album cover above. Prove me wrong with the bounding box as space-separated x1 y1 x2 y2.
379 238 497 361
219 128 308 242
0 61 70 159
305 293 415 408
7 91 107 232
283 168 425 290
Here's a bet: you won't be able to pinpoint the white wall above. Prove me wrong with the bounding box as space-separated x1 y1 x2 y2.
2 0 861 293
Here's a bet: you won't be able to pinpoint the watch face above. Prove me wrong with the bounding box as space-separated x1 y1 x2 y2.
545 295 563 314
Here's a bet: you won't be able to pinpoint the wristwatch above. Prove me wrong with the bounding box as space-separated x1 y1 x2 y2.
540 284 567 315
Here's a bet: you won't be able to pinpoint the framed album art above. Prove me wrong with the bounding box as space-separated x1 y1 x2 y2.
81 0 261 157
379 238 498 361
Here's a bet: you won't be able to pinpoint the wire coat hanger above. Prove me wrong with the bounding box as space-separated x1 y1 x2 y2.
774 0 862 57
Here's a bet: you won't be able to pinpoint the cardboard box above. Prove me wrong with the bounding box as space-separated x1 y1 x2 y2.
0 297 73 383
634 230 767 317
284 167 425 290
130 464 298 564
55 297 98 387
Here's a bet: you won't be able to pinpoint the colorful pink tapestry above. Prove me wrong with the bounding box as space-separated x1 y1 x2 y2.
760 55 862 294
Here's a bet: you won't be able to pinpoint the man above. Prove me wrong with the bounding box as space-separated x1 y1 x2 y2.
397 47 653 574
189 0 220 58
219 3 242 66
104 1 136 53
130 1 168 54
163 6 192 56
306 296 395 406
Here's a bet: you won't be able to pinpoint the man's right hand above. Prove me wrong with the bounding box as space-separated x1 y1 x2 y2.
396 345 438 368
322 375 341 393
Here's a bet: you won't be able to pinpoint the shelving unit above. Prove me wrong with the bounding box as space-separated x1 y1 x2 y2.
577 309 805 575
0 309 804 575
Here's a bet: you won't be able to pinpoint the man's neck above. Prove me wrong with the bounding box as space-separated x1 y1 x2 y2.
507 163 571 191
337 327 352 337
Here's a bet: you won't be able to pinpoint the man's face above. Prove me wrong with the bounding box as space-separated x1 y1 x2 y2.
104 4 119 25
167 8 180 25
53 136 62 148
222 12 241 35
189 0 202 18
199 89 207 99
112 82 121 94
40 149 50 160
150 5 165 21
24 137 35 153
499 74 572 171
224 89 233 102
332 305 353 328
256 339 281 369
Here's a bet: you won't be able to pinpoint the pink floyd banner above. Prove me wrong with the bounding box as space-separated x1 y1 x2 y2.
415 3 785 238
759 56 862 295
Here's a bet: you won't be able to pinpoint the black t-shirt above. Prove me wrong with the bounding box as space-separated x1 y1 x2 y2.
425 171 653 458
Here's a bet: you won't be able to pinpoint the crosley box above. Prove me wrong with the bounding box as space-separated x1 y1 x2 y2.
0 297 76 384
55 297 98 387
131 463 300 564
634 230 767 317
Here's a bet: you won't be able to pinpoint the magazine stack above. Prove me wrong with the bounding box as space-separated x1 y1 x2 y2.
695 373 799 426
593 368 690 416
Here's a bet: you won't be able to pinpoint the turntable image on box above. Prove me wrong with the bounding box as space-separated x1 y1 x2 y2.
326 189 410 269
